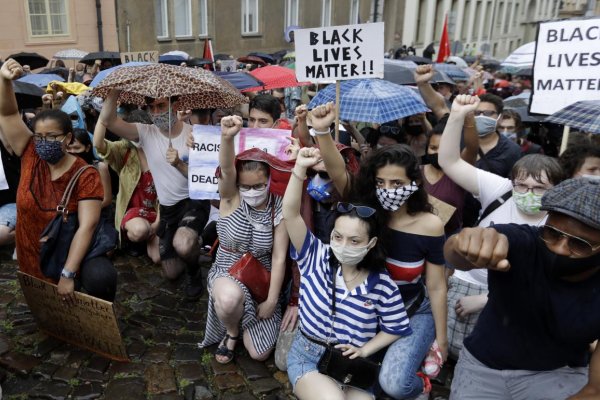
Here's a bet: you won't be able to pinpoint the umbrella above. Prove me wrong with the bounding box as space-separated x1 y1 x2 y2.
161 50 190 59
446 56 468 68
213 71 265 91
214 53 233 61
384 60 455 86
187 58 213 67
503 91 531 108
7 52 49 70
237 56 266 66
514 67 533 76
544 100 600 134
389 59 418 68
243 65 310 92
400 55 433 65
79 51 121 66
38 67 70 81
159 55 187 65
283 52 295 61
89 62 151 87
54 49 89 60
17 73 65 87
13 81 45 109
92 63 247 111
501 41 536 70
433 63 469 81
308 79 429 124
248 52 275 64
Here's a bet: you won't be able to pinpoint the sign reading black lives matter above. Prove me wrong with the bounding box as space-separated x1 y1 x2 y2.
531 17 600 115
18 272 128 361
295 22 384 82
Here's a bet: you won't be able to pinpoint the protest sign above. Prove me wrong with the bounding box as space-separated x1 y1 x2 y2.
294 22 384 82
530 17 600 115
120 51 159 64
188 125 291 200
220 60 237 72
18 272 128 361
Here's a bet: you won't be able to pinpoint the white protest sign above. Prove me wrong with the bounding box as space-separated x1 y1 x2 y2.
295 22 384 82
220 60 237 72
120 51 159 64
188 125 291 200
530 17 600 115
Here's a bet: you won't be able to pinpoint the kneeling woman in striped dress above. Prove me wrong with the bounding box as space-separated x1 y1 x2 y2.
282 147 413 400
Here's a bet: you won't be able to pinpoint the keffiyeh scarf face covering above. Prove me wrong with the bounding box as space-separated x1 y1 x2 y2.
376 181 419 211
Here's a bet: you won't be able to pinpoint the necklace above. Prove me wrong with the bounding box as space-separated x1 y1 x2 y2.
342 269 361 283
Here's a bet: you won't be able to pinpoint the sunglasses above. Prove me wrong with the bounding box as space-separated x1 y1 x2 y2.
336 202 376 218
379 125 401 135
540 225 600 257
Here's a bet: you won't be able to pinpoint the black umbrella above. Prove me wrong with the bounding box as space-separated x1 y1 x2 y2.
400 55 433 65
79 51 121 66
13 81 44 109
7 52 49 70
248 52 275 64
39 67 70 81
514 67 533 76
214 53 233 61
187 58 213 67
384 61 455 86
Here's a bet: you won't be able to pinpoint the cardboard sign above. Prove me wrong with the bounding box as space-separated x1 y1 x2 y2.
530 17 600 115
428 195 456 227
188 125 291 200
220 60 237 72
120 51 159 64
295 22 384 82
18 272 128 361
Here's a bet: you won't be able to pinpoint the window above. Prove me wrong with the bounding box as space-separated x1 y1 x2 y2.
242 0 259 34
198 0 208 36
321 0 332 27
286 0 298 26
174 0 192 37
349 0 360 24
27 0 69 36
155 0 169 39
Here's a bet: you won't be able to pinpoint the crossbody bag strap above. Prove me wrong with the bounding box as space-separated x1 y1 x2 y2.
57 165 94 214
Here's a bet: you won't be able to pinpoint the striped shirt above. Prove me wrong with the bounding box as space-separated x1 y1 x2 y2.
290 230 412 347
385 229 445 302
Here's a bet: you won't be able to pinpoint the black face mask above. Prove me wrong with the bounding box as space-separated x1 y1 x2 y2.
547 251 600 279
421 153 441 170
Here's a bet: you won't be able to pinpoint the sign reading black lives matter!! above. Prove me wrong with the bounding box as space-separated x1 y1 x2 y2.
18 272 128 361
531 17 600 115
295 22 384 82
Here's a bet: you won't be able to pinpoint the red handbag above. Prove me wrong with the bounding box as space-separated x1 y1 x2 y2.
229 252 271 303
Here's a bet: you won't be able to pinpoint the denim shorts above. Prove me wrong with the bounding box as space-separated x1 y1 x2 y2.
286 330 328 388
0 203 17 230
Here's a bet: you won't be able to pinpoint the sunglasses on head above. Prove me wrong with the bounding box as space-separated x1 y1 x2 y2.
379 125 401 135
336 202 376 218
540 224 600 257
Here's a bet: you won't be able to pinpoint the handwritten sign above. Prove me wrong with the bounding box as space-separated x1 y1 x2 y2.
188 125 291 200
18 272 128 361
530 17 600 115
428 195 456 226
120 51 159 64
220 60 237 72
295 22 384 82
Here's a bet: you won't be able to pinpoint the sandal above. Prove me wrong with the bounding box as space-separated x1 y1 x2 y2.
215 333 240 364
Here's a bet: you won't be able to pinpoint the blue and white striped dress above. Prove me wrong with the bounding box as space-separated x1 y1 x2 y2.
200 196 283 354
290 230 412 346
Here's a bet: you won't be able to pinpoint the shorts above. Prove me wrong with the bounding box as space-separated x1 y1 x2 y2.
157 198 210 260
0 203 17 230
287 330 328 388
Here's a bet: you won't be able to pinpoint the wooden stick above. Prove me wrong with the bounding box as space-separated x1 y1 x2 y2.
559 125 570 156
335 80 340 142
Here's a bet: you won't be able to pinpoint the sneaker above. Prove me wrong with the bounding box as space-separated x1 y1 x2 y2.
422 340 443 378
416 371 432 396
184 270 204 300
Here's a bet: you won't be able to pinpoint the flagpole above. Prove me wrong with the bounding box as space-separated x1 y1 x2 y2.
335 80 340 142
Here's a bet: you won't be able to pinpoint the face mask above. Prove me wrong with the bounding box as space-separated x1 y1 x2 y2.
35 139 66 164
151 109 177 132
502 131 518 142
512 189 543 215
240 185 270 208
422 153 441 170
547 251 600 279
376 181 419 211
330 238 375 265
475 115 498 137
581 174 600 181
307 174 333 202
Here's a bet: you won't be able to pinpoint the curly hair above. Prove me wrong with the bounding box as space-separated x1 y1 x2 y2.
559 144 600 178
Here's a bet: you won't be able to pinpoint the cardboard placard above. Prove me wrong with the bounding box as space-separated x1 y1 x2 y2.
530 17 600 115
188 125 291 200
220 60 237 72
294 22 384 82
120 51 159 64
18 272 128 361
428 195 456 227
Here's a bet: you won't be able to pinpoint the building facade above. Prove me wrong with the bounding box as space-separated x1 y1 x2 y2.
0 0 118 62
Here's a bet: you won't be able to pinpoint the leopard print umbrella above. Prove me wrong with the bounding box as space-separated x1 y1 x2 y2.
91 63 247 109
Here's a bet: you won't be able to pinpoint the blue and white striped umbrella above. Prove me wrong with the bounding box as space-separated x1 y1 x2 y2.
544 100 600 135
308 79 428 123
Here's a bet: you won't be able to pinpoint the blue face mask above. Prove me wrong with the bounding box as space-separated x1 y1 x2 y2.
35 139 66 164
307 174 333 202
475 115 498 137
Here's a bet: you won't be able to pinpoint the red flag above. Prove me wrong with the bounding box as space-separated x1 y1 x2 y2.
436 14 451 63
202 38 214 70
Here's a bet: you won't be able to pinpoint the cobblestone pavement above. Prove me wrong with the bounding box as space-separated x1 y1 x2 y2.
0 249 451 399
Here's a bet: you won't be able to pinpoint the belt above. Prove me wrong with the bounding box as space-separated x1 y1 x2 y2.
406 288 425 318
300 329 333 347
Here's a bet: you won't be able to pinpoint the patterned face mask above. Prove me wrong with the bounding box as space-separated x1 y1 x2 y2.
512 189 543 215
35 139 66 164
375 181 419 211
151 109 177 132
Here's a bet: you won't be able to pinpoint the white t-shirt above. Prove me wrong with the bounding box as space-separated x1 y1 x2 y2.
453 168 548 287
135 123 191 206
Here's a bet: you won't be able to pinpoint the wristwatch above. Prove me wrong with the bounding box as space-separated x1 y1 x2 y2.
60 268 76 279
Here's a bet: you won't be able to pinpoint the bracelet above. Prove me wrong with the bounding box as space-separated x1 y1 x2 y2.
291 169 307 181
309 128 331 137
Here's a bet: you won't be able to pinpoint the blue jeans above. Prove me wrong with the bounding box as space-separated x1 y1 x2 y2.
379 297 435 399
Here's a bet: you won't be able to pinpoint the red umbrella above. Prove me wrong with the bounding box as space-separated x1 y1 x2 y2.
242 65 310 92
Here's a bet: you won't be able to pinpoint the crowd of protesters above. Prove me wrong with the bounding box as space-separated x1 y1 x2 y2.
0 47 599 400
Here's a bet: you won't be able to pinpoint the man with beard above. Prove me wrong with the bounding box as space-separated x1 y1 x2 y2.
445 177 600 400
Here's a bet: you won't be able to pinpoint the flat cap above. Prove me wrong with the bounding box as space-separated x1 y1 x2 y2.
541 177 600 230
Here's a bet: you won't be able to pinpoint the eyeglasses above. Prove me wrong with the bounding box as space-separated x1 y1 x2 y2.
379 125 401 135
238 183 268 192
512 183 549 196
474 110 498 117
540 225 600 257
32 134 67 143
336 202 376 218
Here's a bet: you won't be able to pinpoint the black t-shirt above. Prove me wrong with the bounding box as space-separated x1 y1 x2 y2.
465 224 600 371
0 141 21 205
476 134 521 178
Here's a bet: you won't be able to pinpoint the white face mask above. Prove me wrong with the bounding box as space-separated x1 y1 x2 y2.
330 238 375 266
240 185 270 208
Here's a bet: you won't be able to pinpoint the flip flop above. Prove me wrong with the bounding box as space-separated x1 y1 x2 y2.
215 333 240 364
